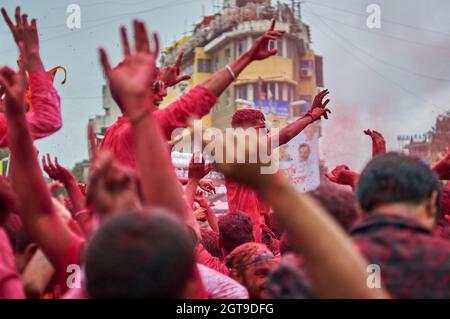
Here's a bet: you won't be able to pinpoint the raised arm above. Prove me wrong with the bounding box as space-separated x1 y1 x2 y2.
42 154 86 214
432 148 450 180
275 89 331 147
364 129 386 158
1 7 62 147
0 64 74 272
325 165 360 191
206 133 386 299
99 21 189 222
202 19 284 97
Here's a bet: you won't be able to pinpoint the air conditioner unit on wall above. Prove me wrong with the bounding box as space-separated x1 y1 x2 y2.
300 67 312 78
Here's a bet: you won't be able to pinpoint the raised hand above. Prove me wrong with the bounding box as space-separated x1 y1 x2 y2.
432 148 450 180
305 89 331 122
1 6 43 71
364 129 386 157
325 165 359 190
198 179 215 194
159 51 191 87
0 65 27 116
99 20 159 119
245 19 285 61
188 152 211 180
42 154 75 185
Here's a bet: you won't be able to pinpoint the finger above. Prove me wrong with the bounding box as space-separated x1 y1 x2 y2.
174 74 191 85
269 18 275 31
325 173 336 183
120 26 131 57
151 32 160 59
267 31 285 38
55 157 61 168
0 75 12 96
22 14 28 27
175 51 184 67
133 20 150 53
30 18 37 29
99 48 112 77
88 122 98 160
363 130 370 135
46 153 56 170
41 156 47 170
322 99 330 108
14 6 21 26
264 34 278 41
268 48 278 56
1 8 16 34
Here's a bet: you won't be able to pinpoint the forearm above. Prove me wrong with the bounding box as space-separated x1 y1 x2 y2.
23 51 45 73
8 114 54 219
260 174 386 298
186 178 199 208
278 116 313 146
203 202 219 234
128 99 187 218
202 52 252 97
64 178 86 214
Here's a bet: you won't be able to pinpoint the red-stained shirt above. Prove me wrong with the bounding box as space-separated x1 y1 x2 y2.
100 84 217 168
0 70 62 147
0 228 25 299
197 264 248 299
351 213 450 298
196 243 229 276
225 180 269 242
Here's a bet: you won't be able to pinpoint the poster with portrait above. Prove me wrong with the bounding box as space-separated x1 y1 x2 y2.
278 121 321 192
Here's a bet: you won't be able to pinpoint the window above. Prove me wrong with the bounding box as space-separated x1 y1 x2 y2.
237 38 248 57
224 48 231 65
286 39 294 59
197 59 211 73
235 84 248 100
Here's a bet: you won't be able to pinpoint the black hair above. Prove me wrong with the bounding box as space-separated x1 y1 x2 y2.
357 153 441 215
85 210 196 298
218 210 254 255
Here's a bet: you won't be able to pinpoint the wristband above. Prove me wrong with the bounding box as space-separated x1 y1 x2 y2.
226 65 237 81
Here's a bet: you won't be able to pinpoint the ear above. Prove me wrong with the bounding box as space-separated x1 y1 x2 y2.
356 203 366 218
425 190 439 220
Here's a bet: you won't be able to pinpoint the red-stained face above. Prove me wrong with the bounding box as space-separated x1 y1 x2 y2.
241 261 276 299
299 145 311 161
153 80 167 106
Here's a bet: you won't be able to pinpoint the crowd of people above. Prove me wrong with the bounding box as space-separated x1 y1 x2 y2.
1 6 450 299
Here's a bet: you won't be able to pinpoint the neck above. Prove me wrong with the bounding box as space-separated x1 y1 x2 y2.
370 202 433 229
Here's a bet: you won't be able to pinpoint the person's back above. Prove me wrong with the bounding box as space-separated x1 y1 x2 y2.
353 153 450 298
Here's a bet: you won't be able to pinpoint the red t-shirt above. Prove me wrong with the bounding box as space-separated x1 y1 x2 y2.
0 70 62 147
195 243 229 276
0 228 25 299
100 84 217 169
225 180 269 242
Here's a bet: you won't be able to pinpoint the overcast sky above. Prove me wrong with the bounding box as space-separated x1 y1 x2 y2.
1 0 449 172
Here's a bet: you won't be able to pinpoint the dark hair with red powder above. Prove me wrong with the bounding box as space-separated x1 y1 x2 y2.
231 108 265 128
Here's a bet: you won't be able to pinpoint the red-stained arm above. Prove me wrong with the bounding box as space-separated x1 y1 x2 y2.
364 130 386 158
272 89 331 148
42 155 86 214
0 66 74 272
202 19 284 98
0 7 61 147
432 149 450 180
325 165 360 191
196 195 219 234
